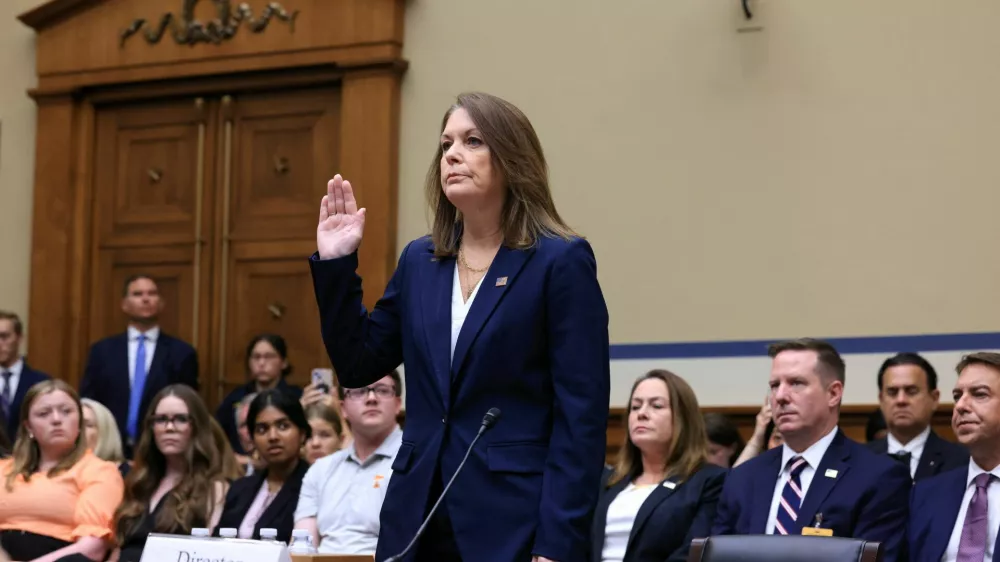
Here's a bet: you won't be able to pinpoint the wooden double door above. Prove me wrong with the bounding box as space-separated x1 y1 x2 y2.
88 87 339 405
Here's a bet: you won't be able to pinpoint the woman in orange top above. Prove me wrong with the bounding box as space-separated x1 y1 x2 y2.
0 379 124 562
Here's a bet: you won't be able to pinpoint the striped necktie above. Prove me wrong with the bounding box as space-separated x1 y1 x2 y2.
774 456 808 535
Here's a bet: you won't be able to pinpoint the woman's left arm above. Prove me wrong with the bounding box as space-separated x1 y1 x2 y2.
208 481 230 531
533 238 611 562
35 458 126 562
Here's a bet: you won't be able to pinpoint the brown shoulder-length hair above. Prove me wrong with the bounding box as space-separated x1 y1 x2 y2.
114 385 229 543
425 92 578 257
5 379 87 491
608 370 709 488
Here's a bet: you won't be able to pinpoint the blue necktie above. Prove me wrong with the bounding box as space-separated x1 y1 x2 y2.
127 334 147 441
774 456 808 535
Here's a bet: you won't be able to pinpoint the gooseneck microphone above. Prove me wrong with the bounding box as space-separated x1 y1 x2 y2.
384 407 501 562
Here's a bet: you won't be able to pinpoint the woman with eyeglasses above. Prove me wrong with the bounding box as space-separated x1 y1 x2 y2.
111 385 231 562
216 390 309 542
215 335 304 458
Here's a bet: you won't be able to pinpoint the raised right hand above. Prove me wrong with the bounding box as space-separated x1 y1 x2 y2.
317 174 366 260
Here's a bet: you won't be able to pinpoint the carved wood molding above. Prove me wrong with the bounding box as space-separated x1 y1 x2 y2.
119 0 299 47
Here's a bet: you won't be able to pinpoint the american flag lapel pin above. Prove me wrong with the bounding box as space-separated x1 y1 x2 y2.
495 276 508 287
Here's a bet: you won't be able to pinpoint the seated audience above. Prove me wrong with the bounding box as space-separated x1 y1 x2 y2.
733 399 782 467
81 398 127 476
294 371 403 554
0 310 49 446
711 338 910 562
217 390 309 542
909 352 1000 562
867 352 967 481
111 385 229 562
304 403 344 463
233 392 265 475
866 408 888 442
592 370 726 562
704 412 744 468
0 379 124 562
216 335 303 455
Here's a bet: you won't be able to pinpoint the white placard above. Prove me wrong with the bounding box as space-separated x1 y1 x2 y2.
140 533 292 562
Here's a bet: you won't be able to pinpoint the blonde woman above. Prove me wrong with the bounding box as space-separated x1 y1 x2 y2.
0 379 124 561
81 398 127 474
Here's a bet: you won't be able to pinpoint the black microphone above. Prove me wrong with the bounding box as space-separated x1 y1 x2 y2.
384 407 502 562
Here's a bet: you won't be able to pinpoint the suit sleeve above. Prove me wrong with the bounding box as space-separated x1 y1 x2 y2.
178 344 200 391
709 469 740 536
79 344 100 401
309 242 412 389
669 470 727 562
855 461 910 562
532 239 611 562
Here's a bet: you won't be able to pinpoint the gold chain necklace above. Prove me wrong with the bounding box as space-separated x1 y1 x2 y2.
458 247 490 273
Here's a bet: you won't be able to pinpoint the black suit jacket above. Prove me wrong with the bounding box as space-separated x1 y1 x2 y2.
5 363 50 441
591 464 726 562
215 460 309 543
80 331 198 452
866 429 968 481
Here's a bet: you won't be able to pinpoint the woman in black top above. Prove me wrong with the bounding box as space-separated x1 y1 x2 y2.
215 390 310 542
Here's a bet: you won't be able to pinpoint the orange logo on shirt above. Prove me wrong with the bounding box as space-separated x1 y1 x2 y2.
373 474 385 488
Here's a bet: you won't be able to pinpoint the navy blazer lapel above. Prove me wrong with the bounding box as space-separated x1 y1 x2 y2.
450 246 533 380
259 461 308 530
797 431 851 532
750 450 783 533
626 477 680 554
145 335 167 397
915 432 944 480
927 468 968 562
421 252 455 407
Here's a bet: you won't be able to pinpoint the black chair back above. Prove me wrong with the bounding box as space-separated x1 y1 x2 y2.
687 535 882 562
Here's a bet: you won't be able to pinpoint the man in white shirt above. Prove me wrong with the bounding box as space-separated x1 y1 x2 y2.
79 274 198 456
867 352 968 481
0 311 49 441
294 371 403 554
909 352 1000 562
712 338 911 562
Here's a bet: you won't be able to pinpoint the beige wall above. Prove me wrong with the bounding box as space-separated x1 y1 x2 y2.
4 0 1000 363
399 0 1000 345
0 0 38 351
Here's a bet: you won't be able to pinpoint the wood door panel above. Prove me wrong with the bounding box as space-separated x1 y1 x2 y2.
228 88 341 241
93 99 209 246
220 244 329 394
88 246 196 347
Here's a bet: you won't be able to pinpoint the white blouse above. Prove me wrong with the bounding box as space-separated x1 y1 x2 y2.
602 483 657 562
450 263 483 363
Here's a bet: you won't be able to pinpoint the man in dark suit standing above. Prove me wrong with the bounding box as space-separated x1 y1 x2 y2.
867 352 968 481
0 311 50 442
909 352 1000 562
80 275 198 455
711 338 911 562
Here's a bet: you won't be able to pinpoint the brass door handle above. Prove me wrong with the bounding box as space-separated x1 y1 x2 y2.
274 155 289 175
148 168 163 183
268 303 285 319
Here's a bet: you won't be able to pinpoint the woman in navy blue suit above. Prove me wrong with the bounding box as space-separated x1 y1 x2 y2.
311 92 610 562
592 370 726 562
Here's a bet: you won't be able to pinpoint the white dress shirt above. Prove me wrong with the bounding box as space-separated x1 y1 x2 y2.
0 358 24 401
942 460 1000 562
127 326 159 387
765 425 839 534
450 264 482 364
887 425 930 479
602 483 657 562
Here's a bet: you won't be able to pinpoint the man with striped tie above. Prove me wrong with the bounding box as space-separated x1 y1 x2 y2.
711 338 911 562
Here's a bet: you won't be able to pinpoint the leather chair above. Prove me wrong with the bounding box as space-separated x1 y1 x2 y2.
687 535 883 562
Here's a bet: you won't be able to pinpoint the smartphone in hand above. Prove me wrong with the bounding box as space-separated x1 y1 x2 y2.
311 368 334 394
